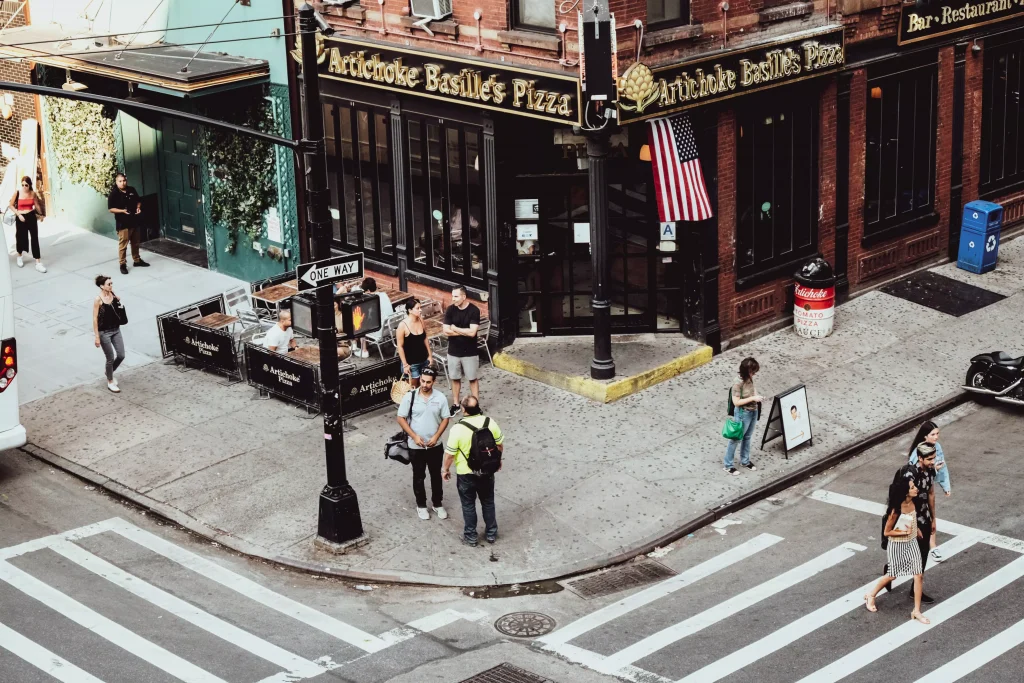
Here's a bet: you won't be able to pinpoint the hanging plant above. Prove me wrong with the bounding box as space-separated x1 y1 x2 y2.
204 95 276 254
43 97 117 196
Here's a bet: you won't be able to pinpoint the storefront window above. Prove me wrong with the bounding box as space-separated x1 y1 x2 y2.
864 60 937 237
406 115 486 282
981 39 1024 196
647 0 688 28
736 98 818 280
323 102 395 259
514 0 556 31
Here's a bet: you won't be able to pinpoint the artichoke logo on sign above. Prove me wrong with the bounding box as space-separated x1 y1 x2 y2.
618 62 659 114
290 32 326 66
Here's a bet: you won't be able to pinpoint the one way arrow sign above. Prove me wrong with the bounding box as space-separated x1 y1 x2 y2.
295 253 364 291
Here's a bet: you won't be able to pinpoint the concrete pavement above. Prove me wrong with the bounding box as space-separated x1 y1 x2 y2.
14 233 1024 586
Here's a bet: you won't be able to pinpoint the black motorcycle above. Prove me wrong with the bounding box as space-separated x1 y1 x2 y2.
963 352 1024 406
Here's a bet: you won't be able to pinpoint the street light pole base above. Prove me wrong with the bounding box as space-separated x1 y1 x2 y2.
317 484 364 544
590 358 616 380
314 534 369 554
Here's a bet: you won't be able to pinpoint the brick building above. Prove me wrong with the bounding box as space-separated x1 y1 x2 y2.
0 1 39 184
293 0 1024 352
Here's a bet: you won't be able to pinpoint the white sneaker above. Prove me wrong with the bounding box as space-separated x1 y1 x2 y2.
107 381 120 393
35 262 46 273
930 548 945 563
110 377 118 387
433 506 448 520
16 256 23 268
417 507 430 520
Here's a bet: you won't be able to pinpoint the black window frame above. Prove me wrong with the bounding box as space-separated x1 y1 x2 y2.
980 37 1024 198
323 100 397 261
646 0 691 30
404 113 487 284
863 56 938 242
511 0 558 33
735 90 820 284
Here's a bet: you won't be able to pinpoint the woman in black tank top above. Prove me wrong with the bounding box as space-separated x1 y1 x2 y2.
396 298 433 387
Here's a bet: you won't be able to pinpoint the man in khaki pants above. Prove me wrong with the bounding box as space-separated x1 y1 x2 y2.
107 173 149 275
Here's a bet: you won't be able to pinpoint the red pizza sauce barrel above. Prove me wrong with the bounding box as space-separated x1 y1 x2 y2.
793 258 836 339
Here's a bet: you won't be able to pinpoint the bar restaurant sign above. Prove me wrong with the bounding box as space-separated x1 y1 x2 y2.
311 36 581 125
617 28 845 124
899 0 1024 44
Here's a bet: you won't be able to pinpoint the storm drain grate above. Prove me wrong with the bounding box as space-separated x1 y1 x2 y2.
563 559 676 599
458 662 554 683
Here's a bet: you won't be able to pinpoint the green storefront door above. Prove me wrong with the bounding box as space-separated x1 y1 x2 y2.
159 118 205 247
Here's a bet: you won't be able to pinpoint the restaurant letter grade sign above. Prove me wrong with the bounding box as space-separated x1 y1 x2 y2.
617 27 845 124
314 36 581 126
899 0 1024 44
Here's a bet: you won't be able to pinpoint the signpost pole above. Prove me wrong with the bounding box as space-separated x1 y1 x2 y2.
299 3 364 545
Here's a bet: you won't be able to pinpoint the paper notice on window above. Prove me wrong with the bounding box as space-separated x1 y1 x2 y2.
517 224 538 240
515 199 539 220
574 222 591 244
266 207 282 243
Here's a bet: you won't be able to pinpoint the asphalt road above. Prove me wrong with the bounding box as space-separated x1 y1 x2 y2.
1 401 1021 683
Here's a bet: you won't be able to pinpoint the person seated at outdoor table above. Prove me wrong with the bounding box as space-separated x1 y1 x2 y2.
396 297 433 388
333 294 353 360
263 310 296 354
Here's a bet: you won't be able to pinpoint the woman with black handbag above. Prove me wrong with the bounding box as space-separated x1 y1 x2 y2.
92 275 128 393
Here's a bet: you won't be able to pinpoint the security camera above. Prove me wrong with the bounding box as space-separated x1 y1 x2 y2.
314 11 336 35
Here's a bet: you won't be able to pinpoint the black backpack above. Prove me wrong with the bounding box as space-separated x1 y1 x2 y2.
462 417 501 475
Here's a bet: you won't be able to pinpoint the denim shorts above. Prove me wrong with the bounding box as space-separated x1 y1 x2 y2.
409 360 429 379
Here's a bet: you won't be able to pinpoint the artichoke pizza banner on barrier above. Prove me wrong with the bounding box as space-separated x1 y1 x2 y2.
617 28 845 124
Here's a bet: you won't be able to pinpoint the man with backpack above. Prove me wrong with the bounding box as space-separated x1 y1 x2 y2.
442 396 503 547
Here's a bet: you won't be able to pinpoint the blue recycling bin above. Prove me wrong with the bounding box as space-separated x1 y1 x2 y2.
957 200 1003 274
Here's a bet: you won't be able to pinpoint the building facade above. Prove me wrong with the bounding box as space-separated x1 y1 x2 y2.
294 0 1024 352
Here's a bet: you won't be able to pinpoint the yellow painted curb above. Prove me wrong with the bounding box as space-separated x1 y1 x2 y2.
493 344 713 403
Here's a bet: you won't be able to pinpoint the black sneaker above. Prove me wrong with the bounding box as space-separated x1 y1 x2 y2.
920 592 935 604
741 462 757 471
724 467 739 476
486 535 497 544
461 537 477 547
119 264 129 275
133 259 150 267
450 403 462 416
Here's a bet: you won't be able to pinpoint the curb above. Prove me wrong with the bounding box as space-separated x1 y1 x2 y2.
21 392 972 588
492 344 714 403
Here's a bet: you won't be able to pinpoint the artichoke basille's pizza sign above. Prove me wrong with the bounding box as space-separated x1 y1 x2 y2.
617 28 845 124
307 36 581 125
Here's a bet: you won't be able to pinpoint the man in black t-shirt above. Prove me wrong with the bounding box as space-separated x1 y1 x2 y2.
107 173 149 275
442 286 481 415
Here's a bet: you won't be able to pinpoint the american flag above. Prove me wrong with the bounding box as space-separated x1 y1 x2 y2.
648 114 713 222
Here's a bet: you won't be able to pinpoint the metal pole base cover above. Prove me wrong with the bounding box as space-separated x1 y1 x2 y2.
317 484 364 544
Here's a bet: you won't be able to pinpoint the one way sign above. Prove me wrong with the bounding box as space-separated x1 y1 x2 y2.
296 253 364 291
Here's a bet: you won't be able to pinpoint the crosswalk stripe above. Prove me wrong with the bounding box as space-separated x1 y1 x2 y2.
538 533 784 649
913 616 1024 682
676 530 984 683
51 540 324 679
0 619 107 683
379 608 490 646
810 490 1024 554
0 520 117 561
796 553 1024 683
0 560 227 683
106 518 389 653
596 542 866 676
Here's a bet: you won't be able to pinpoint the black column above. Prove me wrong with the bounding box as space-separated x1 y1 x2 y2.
835 72 852 302
949 43 968 260
299 4 363 545
587 130 614 379
389 100 409 290
483 119 503 348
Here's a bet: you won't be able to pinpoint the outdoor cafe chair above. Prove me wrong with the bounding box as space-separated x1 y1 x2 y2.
476 317 494 366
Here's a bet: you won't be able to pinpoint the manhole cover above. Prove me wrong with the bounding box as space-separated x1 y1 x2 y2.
494 612 556 638
563 559 676 599
458 663 553 683
881 270 1005 317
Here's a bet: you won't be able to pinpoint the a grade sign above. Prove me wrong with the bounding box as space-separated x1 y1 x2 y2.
296 253 364 291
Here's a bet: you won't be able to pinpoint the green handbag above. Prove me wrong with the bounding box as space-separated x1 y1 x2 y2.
722 415 744 440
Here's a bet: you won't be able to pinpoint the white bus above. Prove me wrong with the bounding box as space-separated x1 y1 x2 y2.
0 220 24 449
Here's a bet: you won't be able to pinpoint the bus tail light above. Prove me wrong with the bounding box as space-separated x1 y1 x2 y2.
0 338 17 392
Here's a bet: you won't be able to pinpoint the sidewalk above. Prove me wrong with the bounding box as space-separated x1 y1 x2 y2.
10 217 245 403
18 235 1024 586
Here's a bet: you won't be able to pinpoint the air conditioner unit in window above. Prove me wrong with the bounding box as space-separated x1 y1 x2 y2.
410 0 452 22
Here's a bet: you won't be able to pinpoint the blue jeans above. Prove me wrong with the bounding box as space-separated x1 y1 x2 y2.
724 407 757 468
457 473 497 543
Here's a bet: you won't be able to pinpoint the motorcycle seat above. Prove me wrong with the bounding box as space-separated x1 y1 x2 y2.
995 352 1024 366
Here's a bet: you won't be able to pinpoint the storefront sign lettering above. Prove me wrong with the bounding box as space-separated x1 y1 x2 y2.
617 28 844 124
245 343 321 410
339 357 403 418
899 0 1024 44
318 37 581 125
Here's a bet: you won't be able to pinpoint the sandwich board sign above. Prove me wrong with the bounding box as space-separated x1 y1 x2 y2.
296 253 364 291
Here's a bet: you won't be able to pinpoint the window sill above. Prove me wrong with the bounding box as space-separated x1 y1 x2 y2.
398 15 459 37
496 29 561 53
644 23 705 49
735 252 820 291
405 266 487 300
980 178 1024 201
758 2 814 24
316 2 365 23
861 211 939 248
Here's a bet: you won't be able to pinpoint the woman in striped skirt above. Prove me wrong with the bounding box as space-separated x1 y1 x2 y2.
864 473 931 624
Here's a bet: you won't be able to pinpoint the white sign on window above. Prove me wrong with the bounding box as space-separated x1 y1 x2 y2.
574 222 591 244
515 199 540 220
660 222 677 240
266 207 282 243
517 224 538 240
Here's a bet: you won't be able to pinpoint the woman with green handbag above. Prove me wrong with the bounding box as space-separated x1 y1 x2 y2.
723 357 763 476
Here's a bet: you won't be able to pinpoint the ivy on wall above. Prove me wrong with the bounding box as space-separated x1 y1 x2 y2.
42 97 117 196
204 95 276 254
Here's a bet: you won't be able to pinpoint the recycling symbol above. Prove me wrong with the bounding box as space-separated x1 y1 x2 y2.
986 235 997 253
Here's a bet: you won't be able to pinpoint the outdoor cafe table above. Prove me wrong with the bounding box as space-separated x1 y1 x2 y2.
193 312 239 330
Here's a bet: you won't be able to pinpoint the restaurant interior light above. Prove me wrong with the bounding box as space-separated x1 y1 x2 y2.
62 70 87 92
639 144 651 162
